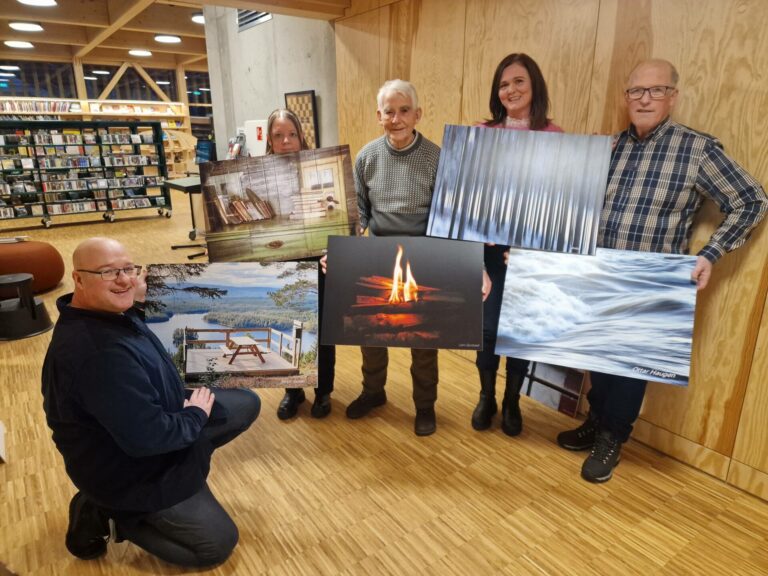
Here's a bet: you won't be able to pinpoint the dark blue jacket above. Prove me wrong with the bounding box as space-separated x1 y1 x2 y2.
42 294 212 516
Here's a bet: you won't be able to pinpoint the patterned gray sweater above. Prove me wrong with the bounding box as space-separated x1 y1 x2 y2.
354 131 441 236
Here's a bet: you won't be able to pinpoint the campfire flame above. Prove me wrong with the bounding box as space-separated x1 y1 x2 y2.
388 245 419 304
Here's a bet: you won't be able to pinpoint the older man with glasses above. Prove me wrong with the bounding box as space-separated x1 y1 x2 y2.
556 59 767 483
42 237 261 567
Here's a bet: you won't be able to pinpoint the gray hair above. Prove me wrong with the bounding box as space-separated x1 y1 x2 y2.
629 59 680 87
377 79 420 111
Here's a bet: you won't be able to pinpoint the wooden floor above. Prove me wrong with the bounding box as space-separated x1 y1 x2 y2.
2 192 768 575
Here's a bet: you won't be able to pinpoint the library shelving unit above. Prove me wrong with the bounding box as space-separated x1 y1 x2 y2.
0 97 189 132
162 129 197 178
0 98 197 179
0 120 171 228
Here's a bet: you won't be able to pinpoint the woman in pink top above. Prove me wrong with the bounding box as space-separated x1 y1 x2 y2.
473 53 563 436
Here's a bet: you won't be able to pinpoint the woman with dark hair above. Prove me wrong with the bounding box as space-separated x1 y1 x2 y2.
473 53 563 436
265 108 336 420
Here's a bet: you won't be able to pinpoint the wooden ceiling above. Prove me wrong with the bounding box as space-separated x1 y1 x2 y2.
0 0 350 72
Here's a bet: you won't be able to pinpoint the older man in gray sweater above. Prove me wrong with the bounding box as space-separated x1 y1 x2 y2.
347 79 442 436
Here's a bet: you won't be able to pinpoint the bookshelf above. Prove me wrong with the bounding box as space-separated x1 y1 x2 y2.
0 120 171 228
0 97 189 132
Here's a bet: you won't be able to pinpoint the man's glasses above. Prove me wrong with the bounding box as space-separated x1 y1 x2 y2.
625 86 676 100
76 265 142 281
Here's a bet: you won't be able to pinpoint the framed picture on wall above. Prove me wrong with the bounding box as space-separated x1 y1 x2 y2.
285 89 320 149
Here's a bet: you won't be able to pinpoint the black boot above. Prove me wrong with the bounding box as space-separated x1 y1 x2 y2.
65 492 109 560
277 388 305 420
471 370 497 431
501 372 524 437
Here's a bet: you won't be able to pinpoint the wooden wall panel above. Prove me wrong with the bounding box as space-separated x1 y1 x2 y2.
379 0 465 145
727 460 768 502
379 0 418 81
407 0 465 144
338 0 465 154
584 0 768 456
335 9 382 158
344 0 381 18
732 288 768 470
460 0 600 132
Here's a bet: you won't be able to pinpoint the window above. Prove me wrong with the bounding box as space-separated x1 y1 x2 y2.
0 61 76 98
237 10 272 32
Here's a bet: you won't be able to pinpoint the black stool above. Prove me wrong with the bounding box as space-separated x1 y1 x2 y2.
0 273 53 340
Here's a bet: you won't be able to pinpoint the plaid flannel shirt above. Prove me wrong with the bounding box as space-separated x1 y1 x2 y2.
599 118 767 262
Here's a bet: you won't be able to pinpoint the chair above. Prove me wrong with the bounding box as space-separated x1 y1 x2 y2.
0 273 53 341
0 240 65 297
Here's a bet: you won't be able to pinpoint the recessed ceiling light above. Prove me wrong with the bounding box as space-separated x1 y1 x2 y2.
9 22 44 32
4 41 34 49
17 0 58 6
0 65 21 71
91 70 110 75
156 80 170 85
191 13 205 24
128 49 152 57
154 35 181 44
199 88 210 91
83 76 97 81
0 72 16 77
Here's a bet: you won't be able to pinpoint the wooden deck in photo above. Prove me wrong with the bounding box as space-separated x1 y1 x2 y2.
185 348 300 377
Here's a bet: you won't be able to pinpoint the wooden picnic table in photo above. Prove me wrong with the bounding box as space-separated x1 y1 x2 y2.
226 335 266 365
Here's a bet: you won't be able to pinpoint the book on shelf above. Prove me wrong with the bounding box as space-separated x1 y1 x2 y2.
245 189 276 220
1 119 169 222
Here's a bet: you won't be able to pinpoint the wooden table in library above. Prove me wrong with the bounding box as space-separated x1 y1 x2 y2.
226 335 266 365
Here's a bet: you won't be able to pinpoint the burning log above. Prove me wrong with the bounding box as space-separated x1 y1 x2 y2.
342 243 468 346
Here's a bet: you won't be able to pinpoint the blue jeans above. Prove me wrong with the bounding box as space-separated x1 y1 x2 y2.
587 372 647 442
118 388 260 567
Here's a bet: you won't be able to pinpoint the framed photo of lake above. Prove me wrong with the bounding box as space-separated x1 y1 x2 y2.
144 262 318 388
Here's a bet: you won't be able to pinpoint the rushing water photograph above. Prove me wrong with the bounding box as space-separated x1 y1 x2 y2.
496 248 698 385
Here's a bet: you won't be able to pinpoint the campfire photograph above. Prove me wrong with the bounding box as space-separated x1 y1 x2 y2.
495 248 698 385
427 126 611 255
144 262 318 388
200 145 359 262
322 236 483 349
